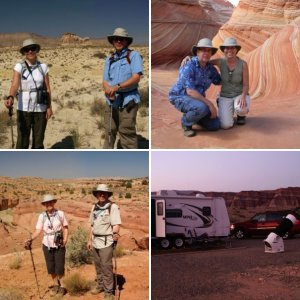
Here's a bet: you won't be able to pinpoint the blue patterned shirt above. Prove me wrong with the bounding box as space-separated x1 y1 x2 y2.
169 57 221 102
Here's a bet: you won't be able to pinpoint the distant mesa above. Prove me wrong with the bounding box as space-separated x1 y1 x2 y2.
61 32 90 44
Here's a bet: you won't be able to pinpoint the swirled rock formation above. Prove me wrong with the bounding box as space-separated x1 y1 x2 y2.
152 0 233 66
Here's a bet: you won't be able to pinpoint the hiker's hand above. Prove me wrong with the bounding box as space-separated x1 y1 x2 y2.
208 103 218 119
62 239 68 247
87 240 92 251
180 56 191 68
24 239 32 250
46 107 53 120
238 95 247 109
4 99 14 108
113 233 120 241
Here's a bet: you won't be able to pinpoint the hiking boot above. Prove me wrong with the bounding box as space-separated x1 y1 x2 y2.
49 285 60 297
237 116 246 125
104 293 115 300
90 286 104 295
57 286 67 296
182 125 195 137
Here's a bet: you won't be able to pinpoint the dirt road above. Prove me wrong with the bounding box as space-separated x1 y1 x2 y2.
152 237 300 300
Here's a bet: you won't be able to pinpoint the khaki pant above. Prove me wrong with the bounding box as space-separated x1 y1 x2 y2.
103 104 138 149
16 110 47 149
92 245 114 294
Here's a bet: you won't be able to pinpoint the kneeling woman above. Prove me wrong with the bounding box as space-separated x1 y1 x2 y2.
25 194 68 297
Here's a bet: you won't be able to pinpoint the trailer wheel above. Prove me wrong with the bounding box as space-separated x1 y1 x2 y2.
174 237 184 249
160 238 172 249
235 228 245 239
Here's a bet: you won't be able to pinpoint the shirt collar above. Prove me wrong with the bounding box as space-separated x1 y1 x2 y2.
114 48 129 58
192 57 210 70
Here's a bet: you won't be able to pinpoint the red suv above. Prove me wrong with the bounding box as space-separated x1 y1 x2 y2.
231 210 300 239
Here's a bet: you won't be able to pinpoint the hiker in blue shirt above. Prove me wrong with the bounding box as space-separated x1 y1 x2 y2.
103 28 143 149
169 38 221 137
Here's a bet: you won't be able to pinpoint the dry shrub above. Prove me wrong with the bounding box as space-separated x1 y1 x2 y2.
66 226 93 267
9 252 22 269
0 287 23 300
92 51 107 59
63 273 90 295
114 244 126 258
139 86 149 108
69 128 83 149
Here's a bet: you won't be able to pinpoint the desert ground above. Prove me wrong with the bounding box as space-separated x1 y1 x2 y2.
152 237 300 300
0 176 149 299
0 45 149 149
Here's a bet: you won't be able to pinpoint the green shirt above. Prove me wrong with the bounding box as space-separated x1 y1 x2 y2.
220 57 244 98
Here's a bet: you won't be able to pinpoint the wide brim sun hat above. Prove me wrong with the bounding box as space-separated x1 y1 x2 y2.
220 37 242 53
41 194 57 204
191 38 218 56
93 184 113 197
107 27 133 46
20 39 41 54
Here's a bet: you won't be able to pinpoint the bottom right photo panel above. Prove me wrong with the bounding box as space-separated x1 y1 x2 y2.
151 151 300 300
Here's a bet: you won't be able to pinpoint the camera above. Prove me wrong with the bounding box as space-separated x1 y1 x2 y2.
54 231 63 246
36 88 49 105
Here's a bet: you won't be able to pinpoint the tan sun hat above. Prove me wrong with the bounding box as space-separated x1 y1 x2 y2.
93 184 113 197
107 27 133 46
41 194 57 204
191 38 218 56
20 39 41 54
220 37 241 53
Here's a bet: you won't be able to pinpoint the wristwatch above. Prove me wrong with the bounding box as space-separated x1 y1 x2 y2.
117 84 121 90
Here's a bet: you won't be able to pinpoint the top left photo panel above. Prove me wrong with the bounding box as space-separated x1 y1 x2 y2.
0 0 149 149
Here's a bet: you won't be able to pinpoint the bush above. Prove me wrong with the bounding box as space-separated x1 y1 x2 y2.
92 51 107 59
126 182 132 189
63 273 90 295
70 128 83 149
114 244 126 258
142 179 148 185
9 252 22 269
139 86 149 108
66 226 93 267
0 287 23 300
125 193 131 199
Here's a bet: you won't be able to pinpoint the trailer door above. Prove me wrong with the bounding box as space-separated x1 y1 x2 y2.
156 199 166 237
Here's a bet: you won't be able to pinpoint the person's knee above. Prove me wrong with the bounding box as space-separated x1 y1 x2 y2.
220 120 234 129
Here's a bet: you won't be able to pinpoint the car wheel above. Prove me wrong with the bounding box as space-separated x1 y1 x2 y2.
174 237 184 249
235 228 245 239
160 238 172 249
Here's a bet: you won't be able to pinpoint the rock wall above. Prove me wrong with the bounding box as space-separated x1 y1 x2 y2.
152 0 233 66
61 33 90 44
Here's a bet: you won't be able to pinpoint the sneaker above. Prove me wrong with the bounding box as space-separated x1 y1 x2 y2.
57 287 67 296
237 116 246 125
182 125 195 137
91 286 104 295
49 285 60 297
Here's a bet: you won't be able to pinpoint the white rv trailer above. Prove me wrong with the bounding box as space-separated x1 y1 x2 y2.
151 190 230 249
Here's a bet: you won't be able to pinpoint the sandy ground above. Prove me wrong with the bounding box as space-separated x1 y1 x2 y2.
152 237 300 300
0 46 149 149
151 68 300 149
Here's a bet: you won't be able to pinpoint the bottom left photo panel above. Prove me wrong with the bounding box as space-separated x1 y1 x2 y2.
0 151 149 300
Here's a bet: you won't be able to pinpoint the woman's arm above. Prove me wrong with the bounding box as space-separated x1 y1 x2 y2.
210 58 221 68
62 225 68 247
44 73 53 119
238 61 249 108
4 71 20 108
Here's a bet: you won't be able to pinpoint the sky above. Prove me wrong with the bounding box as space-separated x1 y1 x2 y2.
0 151 148 179
152 151 300 192
0 0 149 44
228 0 239 6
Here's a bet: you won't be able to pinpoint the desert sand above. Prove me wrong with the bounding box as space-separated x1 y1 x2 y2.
0 39 148 149
0 176 149 299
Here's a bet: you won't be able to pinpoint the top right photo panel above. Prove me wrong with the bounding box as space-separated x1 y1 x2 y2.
151 0 300 149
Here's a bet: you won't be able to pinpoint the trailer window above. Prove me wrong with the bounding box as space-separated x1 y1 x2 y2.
203 207 211 216
157 202 164 216
166 209 182 218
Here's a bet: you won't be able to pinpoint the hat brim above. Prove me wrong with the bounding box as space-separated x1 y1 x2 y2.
20 44 41 54
41 199 57 204
220 45 241 53
93 190 113 197
191 46 218 56
107 36 133 46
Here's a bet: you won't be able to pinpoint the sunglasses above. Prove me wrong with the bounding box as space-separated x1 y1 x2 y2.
224 46 237 50
113 37 127 42
23 46 38 53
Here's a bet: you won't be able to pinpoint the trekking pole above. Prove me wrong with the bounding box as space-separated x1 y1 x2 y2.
108 103 113 148
25 237 42 300
8 106 15 149
113 241 119 300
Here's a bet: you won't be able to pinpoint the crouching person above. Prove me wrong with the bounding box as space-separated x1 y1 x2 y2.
87 184 121 300
24 194 68 297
